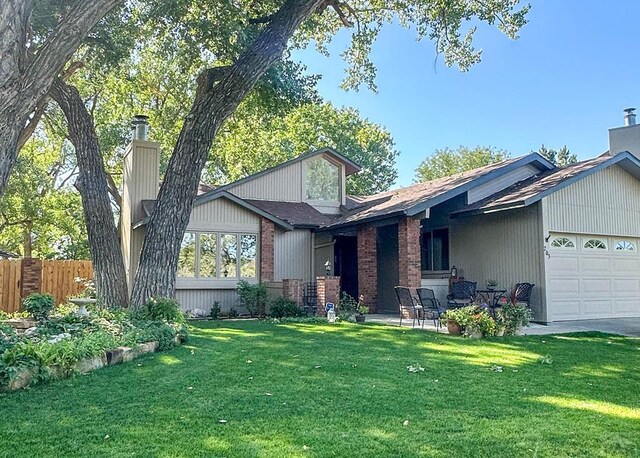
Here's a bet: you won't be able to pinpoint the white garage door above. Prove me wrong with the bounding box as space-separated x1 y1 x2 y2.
547 233 640 320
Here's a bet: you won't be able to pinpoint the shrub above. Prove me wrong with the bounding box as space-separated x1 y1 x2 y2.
269 297 304 318
228 307 239 318
497 301 533 335
143 297 185 323
22 294 55 322
236 281 268 317
337 292 358 321
210 301 221 320
443 305 496 337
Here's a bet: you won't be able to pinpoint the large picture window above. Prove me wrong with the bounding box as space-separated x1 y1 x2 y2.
421 228 449 272
306 157 340 201
178 231 257 279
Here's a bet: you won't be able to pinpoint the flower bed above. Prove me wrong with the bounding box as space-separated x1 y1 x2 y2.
0 296 188 392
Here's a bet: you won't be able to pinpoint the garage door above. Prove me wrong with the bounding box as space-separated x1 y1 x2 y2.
547 233 640 320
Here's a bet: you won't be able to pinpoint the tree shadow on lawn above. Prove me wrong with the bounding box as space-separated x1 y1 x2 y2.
0 321 638 457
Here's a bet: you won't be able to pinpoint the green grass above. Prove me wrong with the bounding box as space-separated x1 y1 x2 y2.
0 321 639 457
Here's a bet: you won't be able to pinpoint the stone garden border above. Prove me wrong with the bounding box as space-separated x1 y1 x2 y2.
6 337 182 391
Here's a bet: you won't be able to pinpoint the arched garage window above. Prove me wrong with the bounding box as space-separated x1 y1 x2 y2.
550 237 575 249
584 239 607 250
615 240 636 251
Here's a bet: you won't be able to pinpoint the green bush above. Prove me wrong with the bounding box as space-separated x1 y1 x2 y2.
337 292 358 321
236 281 268 317
443 305 496 337
143 297 185 323
269 297 304 318
210 301 221 320
22 294 55 321
497 301 533 335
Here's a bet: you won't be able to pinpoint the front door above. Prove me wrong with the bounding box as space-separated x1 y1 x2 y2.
377 224 399 313
334 236 358 299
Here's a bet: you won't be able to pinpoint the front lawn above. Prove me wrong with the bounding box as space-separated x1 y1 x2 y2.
0 320 638 457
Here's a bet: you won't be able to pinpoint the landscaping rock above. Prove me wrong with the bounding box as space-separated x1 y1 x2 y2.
4 318 37 330
134 341 159 357
8 368 33 390
121 347 135 362
23 327 38 338
187 308 208 318
75 354 107 374
106 348 125 365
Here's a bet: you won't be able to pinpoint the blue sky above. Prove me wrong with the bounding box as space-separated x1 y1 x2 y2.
292 1 640 187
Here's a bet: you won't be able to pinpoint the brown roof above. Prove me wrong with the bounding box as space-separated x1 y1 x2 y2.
245 199 338 227
453 155 613 216
325 157 535 228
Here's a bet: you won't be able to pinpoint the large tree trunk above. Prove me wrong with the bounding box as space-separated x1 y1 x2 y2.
130 0 324 306
0 0 121 198
50 78 129 308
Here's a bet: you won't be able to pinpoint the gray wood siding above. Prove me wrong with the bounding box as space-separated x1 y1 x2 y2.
450 204 545 319
274 228 312 282
226 161 303 202
545 165 640 237
187 197 260 232
175 289 240 313
467 164 539 204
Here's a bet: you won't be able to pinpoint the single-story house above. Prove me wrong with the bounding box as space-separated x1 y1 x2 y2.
121 110 640 322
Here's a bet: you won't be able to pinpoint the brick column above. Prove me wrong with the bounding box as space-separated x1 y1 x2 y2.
357 225 378 312
259 218 274 282
317 276 340 316
20 258 42 298
398 218 421 289
282 279 303 306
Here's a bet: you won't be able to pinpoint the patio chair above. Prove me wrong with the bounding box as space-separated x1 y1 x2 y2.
446 281 477 309
416 288 446 330
302 282 318 315
394 286 423 328
513 283 535 308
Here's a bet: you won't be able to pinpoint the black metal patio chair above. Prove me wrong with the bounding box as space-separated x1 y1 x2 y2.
513 283 534 308
446 281 477 309
416 287 446 330
394 286 422 328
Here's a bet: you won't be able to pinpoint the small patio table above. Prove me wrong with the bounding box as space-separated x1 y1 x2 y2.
475 289 507 316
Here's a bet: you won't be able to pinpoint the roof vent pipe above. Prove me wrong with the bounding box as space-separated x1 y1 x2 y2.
131 115 149 140
624 107 636 127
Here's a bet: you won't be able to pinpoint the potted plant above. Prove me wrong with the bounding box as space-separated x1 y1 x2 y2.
486 279 498 290
497 301 533 335
355 295 368 323
443 305 496 338
442 307 470 335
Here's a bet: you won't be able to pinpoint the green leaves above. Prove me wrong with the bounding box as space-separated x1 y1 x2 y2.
415 145 510 182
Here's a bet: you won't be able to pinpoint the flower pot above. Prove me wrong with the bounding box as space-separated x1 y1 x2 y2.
446 319 462 335
355 314 366 323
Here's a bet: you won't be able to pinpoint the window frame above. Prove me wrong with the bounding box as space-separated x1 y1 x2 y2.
614 240 637 252
420 227 450 274
550 236 576 249
304 156 342 203
177 230 259 282
583 238 607 250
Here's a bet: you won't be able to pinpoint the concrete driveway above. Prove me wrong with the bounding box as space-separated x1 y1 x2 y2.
367 314 640 337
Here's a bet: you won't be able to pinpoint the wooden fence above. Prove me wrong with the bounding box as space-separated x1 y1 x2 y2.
0 259 93 313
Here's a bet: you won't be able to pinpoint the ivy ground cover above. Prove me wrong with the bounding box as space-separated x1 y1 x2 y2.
0 320 638 457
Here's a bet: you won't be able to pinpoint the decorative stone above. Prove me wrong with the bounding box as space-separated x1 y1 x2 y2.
121 347 135 362
106 348 125 365
23 327 39 338
187 308 208 318
4 318 37 330
75 354 107 374
135 341 159 356
8 368 33 390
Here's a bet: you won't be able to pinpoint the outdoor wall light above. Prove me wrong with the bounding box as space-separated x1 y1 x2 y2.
324 260 331 275
450 265 457 277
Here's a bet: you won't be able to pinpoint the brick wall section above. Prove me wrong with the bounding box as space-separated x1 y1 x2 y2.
316 276 340 316
398 218 421 289
357 225 378 312
20 258 42 298
259 218 275 282
282 279 303 306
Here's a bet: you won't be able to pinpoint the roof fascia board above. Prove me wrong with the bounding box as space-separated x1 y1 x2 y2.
405 153 555 217
522 152 639 207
